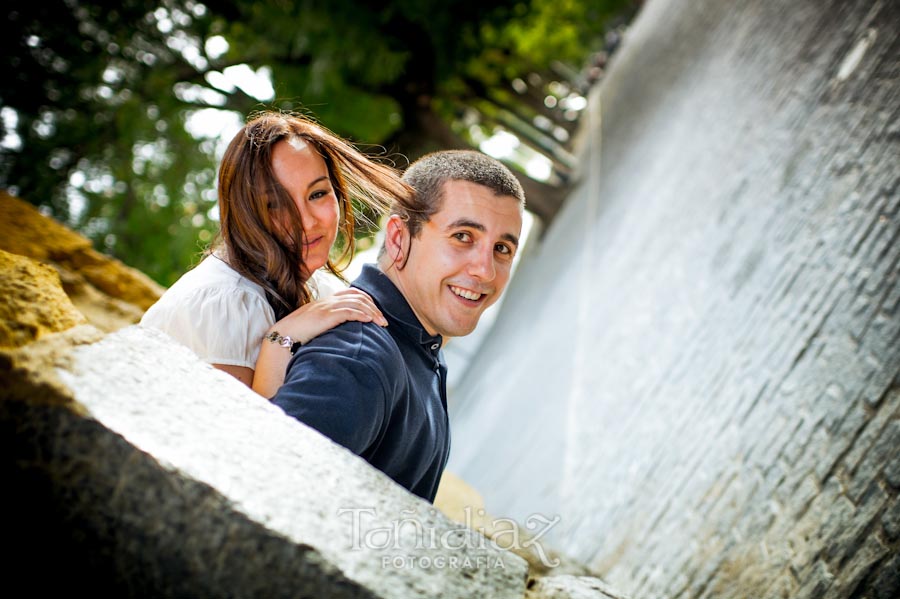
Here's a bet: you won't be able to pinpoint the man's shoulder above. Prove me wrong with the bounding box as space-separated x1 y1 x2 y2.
287 321 408 401
301 320 404 369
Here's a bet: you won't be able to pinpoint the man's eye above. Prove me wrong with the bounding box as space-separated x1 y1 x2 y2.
495 243 512 255
453 232 472 242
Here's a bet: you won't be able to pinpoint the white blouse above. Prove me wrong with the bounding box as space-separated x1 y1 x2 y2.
140 255 345 368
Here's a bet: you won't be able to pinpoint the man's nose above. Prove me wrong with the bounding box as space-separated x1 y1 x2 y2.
468 245 496 280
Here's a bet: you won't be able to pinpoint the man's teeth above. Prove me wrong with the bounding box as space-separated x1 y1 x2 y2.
450 286 482 300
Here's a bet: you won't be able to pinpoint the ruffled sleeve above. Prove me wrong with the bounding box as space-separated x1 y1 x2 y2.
141 286 275 369
309 269 348 299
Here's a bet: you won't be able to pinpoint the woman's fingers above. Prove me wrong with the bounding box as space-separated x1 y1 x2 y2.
328 289 386 325
275 291 388 346
328 301 387 326
334 306 384 325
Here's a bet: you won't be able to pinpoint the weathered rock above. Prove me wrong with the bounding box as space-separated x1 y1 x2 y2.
0 249 88 348
435 471 593 578
0 325 527 598
525 576 631 599
0 192 163 330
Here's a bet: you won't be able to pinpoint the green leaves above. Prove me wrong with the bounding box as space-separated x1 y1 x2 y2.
2 0 632 285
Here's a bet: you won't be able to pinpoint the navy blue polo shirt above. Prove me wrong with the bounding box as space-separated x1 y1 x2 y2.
272 264 450 502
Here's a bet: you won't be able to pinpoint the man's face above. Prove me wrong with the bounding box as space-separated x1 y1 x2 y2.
394 179 523 338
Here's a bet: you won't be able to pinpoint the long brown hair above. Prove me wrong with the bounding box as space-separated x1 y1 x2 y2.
216 112 411 319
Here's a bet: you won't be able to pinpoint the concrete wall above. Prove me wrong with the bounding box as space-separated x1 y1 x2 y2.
448 0 899 597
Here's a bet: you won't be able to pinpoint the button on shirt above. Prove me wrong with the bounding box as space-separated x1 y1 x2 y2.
272 264 450 502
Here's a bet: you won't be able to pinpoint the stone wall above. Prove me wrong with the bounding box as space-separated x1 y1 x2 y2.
448 0 899 597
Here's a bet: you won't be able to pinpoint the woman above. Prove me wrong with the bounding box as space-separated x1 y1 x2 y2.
141 112 411 398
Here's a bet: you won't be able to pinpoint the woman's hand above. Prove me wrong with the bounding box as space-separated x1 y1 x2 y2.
273 288 387 345
251 289 387 398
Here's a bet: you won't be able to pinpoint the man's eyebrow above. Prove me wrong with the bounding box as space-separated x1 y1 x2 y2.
447 218 519 247
447 218 485 232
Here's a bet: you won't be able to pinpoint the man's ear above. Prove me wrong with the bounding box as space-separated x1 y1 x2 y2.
383 215 409 266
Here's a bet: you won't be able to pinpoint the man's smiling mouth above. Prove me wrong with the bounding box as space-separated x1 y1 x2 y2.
449 285 485 301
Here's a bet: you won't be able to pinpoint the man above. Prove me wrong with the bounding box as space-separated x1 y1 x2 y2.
272 150 525 502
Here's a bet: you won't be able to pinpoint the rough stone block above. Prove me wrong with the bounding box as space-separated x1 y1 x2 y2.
0 192 163 327
846 418 900 502
435 471 591 578
1 326 527 597
872 552 900 599
885 439 900 490
881 497 900 542
525 575 632 599
795 560 835 599
827 534 889 599
822 483 887 566
0 249 88 348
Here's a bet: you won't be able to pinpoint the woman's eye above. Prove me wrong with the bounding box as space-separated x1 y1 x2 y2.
309 189 329 201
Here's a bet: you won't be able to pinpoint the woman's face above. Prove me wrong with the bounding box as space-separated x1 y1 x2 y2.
270 138 340 277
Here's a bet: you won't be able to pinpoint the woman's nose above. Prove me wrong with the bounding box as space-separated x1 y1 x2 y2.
296 200 317 227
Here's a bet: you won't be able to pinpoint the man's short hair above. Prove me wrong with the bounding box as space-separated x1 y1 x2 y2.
392 150 526 238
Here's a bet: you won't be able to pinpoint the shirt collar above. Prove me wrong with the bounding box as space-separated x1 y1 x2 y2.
352 264 443 349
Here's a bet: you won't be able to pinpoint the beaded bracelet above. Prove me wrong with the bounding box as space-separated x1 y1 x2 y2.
264 331 303 355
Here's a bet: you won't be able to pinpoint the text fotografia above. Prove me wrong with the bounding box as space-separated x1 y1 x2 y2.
383 554 504 570
337 506 561 569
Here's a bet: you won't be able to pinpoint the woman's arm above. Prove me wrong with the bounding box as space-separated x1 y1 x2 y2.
213 364 255 386
251 288 387 398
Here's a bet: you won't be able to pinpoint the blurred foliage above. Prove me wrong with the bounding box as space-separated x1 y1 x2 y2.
1 0 633 285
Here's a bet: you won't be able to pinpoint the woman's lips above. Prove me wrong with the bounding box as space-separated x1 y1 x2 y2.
303 235 323 249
